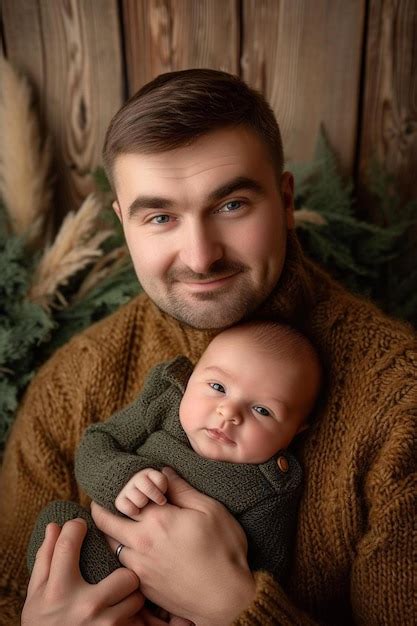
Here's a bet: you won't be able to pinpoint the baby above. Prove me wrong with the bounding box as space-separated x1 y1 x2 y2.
28 320 321 609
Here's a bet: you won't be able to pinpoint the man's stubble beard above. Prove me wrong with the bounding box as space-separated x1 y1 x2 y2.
151 272 273 329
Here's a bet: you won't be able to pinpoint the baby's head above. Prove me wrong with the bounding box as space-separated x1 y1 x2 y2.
179 321 322 464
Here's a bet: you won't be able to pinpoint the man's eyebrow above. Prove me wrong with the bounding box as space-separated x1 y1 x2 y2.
206 176 265 204
127 195 174 219
126 175 265 219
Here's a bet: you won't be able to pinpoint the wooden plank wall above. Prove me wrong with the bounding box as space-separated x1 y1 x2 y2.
241 0 365 174
123 0 240 89
359 0 417 206
1 0 416 218
1 0 124 219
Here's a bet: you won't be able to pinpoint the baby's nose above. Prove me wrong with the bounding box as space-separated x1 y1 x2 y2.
216 403 242 424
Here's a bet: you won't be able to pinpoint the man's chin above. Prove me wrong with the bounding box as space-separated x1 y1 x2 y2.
146 280 271 329
159 299 255 330
168 309 244 330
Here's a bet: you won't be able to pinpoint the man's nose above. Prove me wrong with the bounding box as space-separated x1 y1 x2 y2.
216 402 243 425
179 221 223 274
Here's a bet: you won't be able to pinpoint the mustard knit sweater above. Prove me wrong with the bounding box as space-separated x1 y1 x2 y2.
0 236 416 625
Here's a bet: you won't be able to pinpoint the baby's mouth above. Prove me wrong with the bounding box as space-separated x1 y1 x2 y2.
206 428 236 445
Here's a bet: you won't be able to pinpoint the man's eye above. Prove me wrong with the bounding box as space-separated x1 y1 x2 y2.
151 215 171 224
253 406 271 417
218 200 243 213
209 382 225 393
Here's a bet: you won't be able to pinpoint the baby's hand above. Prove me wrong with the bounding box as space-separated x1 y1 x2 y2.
115 468 168 520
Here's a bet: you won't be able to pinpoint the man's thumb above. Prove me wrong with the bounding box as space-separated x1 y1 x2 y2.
162 466 207 508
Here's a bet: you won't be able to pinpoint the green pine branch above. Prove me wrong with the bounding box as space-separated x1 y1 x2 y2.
0 196 140 455
293 130 416 320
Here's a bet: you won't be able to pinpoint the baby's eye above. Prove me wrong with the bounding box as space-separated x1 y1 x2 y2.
209 382 225 393
253 406 271 417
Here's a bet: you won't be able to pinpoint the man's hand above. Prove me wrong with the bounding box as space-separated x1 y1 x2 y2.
21 517 156 626
116 468 168 519
91 467 256 626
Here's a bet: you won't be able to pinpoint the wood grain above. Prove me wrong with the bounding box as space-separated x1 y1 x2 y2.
241 0 366 174
122 0 239 95
3 0 415 214
358 0 417 204
2 0 124 217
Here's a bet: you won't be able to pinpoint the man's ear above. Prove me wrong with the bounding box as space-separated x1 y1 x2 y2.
296 423 309 435
280 172 295 229
112 200 123 224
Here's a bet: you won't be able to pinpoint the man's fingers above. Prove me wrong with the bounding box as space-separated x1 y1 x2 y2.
47 518 87 592
106 535 120 555
169 616 195 625
91 500 137 546
96 566 142 606
105 542 146 582
104 590 145 623
162 467 215 511
139 607 171 625
26 523 61 597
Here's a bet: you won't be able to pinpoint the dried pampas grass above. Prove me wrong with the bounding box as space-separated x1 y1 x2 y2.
28 194 113 310
294 207 327 227
73 245 129 302
0 57 53 246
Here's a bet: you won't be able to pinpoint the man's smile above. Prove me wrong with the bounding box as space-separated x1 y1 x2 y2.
181 273 239 292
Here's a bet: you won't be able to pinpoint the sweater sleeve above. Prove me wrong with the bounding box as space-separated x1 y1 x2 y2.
232 571 318 626
75 361 169 512
0 338 102 626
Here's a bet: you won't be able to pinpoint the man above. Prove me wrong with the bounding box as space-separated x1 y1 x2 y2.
1 69 416 625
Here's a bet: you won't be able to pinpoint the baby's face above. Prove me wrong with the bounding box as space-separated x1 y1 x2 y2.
179 332 317 464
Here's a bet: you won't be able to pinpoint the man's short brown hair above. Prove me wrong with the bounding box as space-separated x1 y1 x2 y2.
103 68 284 192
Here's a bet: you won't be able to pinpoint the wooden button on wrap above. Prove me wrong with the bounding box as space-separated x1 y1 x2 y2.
277 456 289 472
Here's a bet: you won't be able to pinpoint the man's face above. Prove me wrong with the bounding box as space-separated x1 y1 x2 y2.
179 331 313 464
113 126 294 329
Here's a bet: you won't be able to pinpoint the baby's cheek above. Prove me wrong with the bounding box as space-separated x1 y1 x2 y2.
179 389 202 435
178 394 190 431
243 425 275 461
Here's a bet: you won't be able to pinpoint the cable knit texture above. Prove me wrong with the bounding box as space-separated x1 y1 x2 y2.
0 234 416 625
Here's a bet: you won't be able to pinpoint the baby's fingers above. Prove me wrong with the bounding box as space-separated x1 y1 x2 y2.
147 469 168 496
140 472 167 505
116 491 147 517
